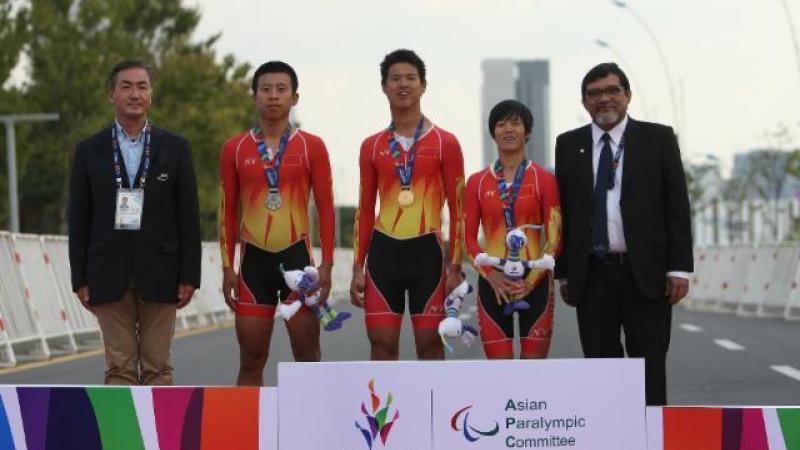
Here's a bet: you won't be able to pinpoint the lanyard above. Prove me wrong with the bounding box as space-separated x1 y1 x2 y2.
112 122 151 189
254 125 292 189
607 135 625 190
493 159 528 230
387 116 425 187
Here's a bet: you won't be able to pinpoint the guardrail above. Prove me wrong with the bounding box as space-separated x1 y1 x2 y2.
0 233 358 367
687 244 800 320
1 233 797 368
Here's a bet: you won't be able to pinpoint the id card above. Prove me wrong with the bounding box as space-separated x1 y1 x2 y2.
115 188 144 230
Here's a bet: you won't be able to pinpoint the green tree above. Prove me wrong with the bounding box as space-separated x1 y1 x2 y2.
724 123 800 242
0 0 30 227
2 0 251 237
0 0 28 82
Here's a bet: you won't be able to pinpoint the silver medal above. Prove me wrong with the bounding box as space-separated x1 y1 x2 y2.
266 191 282 210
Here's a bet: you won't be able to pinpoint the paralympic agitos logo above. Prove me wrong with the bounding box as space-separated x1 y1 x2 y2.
451 405 500 442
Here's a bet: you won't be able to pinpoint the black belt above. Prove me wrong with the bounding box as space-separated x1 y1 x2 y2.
592 252 628 265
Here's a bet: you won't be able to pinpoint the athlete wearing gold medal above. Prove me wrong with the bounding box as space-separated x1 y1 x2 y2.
350 49 466 361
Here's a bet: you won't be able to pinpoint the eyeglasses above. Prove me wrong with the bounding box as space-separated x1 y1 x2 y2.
585 85 625 101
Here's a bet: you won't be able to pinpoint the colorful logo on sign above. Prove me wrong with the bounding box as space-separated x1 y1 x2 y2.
355 379 399 450
451 405 500 442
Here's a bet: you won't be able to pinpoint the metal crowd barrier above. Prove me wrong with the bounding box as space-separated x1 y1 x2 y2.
42 235 101 347
2 233 798 368
0 234 360 368
687 243 800 320
0 232 49 365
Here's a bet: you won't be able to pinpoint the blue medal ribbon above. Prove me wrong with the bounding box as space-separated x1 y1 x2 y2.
387 116 425 188
493 159 527 230
254 125 292 191
112 122 151 189
607 136 625 190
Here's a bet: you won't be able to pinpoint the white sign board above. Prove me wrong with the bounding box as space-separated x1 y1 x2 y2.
279 359 645 450
279 361 434 449
431 359 645 449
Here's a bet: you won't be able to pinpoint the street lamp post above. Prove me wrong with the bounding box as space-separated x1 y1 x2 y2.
611 1 680 133
594 38 652 119
0 113 60 232
779 0 800 86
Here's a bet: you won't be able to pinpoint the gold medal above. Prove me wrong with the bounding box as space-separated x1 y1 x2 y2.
397 189 415 207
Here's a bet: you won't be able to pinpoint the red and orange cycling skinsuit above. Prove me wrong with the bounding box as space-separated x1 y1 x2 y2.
354 124 464 329
220 128 334 318
465 161 562 357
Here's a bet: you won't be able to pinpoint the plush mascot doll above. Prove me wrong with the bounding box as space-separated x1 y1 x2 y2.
275 265 351 331
437 277 479 353
475 227 555 315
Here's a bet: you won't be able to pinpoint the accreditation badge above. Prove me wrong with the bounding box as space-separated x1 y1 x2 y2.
115 188 144 230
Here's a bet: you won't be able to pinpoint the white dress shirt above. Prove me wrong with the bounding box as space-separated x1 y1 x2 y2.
591 116 627 254
115 120 147 188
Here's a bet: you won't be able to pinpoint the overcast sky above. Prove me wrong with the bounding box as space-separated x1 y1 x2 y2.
187 0 800 206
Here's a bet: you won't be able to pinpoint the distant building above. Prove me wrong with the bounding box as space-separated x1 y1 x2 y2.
481 60 517 168
481 59 551 169
692 149 800 246
732 149 800 200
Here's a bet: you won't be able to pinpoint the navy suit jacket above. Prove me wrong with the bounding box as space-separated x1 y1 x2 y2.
68 125 201 304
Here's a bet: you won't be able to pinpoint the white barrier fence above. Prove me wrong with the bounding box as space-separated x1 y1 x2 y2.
1 232 797 368
688 243 800 320
0 233 358 368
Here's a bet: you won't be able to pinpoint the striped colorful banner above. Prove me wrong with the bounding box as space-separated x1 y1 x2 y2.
0 387 796 449
151 387 260 450
653 407 800 450
0 386 273 450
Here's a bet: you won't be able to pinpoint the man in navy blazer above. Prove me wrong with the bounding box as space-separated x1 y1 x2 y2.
554 63 693 405
69 60 201 385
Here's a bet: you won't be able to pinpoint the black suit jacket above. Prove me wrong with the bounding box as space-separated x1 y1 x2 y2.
68 125 201 304
554 118 693 301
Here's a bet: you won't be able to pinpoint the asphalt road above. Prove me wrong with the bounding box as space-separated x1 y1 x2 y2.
1 283 798 406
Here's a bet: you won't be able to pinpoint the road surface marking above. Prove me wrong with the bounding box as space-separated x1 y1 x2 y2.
679 323 703 332
771 365 800 382
0 322 233 376
713 339 746 351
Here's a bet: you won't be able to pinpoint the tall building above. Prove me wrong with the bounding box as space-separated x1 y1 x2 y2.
481 59 551 169
481 60 517 168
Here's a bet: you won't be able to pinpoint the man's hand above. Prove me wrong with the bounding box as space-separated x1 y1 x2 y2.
559 281 575 307
223 267 239 311
665 276 689 305
445 265 464 295
317 262 333 305
76 286 94 314
350 265 365 308
176 284 196 309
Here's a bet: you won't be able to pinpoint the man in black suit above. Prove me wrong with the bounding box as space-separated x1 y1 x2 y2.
554 63 693 405
69 60 201 385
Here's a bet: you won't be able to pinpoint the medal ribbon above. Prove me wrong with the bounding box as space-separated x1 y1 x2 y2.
112 121 152 189
387 116 425 188
254 125 292 192
493 159 527 230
